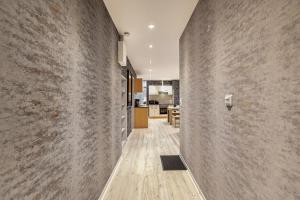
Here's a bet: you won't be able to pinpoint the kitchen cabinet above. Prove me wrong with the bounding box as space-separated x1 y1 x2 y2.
149 86 158 95
149 85 173 95
164 86 173 95
121 75 127 146
134 78 143 93
149 105 160 117
134 107 148 128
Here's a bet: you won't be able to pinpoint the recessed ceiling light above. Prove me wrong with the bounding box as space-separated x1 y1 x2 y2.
148 24 155 29
149 44 153 49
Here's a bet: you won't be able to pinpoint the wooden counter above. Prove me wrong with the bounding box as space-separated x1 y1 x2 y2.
134 107 149 128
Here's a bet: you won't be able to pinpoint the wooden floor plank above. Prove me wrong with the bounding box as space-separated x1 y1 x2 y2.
102 119 203 200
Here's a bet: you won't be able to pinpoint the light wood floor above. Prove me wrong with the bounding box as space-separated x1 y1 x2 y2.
101 119 203 200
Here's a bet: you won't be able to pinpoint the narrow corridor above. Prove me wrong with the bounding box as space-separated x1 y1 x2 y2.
0 1 299 200
102 119 203 200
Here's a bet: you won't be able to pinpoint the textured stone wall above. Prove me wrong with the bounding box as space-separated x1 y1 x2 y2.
172 80 180 105
0 0 122 199
180 0 300 200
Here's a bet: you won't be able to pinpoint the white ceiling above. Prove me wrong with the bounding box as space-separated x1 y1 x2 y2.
104 0 198 80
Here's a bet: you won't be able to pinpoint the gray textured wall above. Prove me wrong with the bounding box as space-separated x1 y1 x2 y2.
0 0 122 199
172 80 180 105
180 0 300 200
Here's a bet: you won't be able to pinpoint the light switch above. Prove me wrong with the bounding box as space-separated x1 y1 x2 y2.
225 94 233 108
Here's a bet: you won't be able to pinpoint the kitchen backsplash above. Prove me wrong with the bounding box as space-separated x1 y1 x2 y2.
149 95 173 105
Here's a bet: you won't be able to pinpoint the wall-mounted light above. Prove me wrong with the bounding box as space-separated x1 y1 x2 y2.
149 44 153 49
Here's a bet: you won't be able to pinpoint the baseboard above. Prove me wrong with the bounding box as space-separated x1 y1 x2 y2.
98 154 123 200
98 132 133 200
179 155 207 200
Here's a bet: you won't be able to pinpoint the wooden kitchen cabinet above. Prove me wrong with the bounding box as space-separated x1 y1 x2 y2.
134 107 149 128
134 78 143 93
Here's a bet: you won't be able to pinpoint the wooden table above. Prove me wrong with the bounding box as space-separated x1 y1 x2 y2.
167 107 179 125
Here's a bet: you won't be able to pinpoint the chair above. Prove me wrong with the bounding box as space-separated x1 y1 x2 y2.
171 111 180 127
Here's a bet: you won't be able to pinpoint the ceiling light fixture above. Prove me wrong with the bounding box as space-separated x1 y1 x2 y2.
148 24 155 29
149 69 152 80
149 44 153 49
123 32 130 37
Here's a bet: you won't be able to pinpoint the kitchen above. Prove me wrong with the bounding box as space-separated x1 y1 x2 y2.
133 79 180 128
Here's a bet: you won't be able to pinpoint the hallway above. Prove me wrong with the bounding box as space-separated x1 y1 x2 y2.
0 0 299 199
102 119 203 200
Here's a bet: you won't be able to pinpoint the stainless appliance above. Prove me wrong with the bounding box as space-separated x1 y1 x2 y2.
134 99 140 107
159 104 168 114
149 100 159 105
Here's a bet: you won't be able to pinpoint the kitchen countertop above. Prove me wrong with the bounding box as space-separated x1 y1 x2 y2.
168 106 180 109
135 105 149 108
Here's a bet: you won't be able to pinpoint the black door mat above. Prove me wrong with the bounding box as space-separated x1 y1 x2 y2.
160 155 187 171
